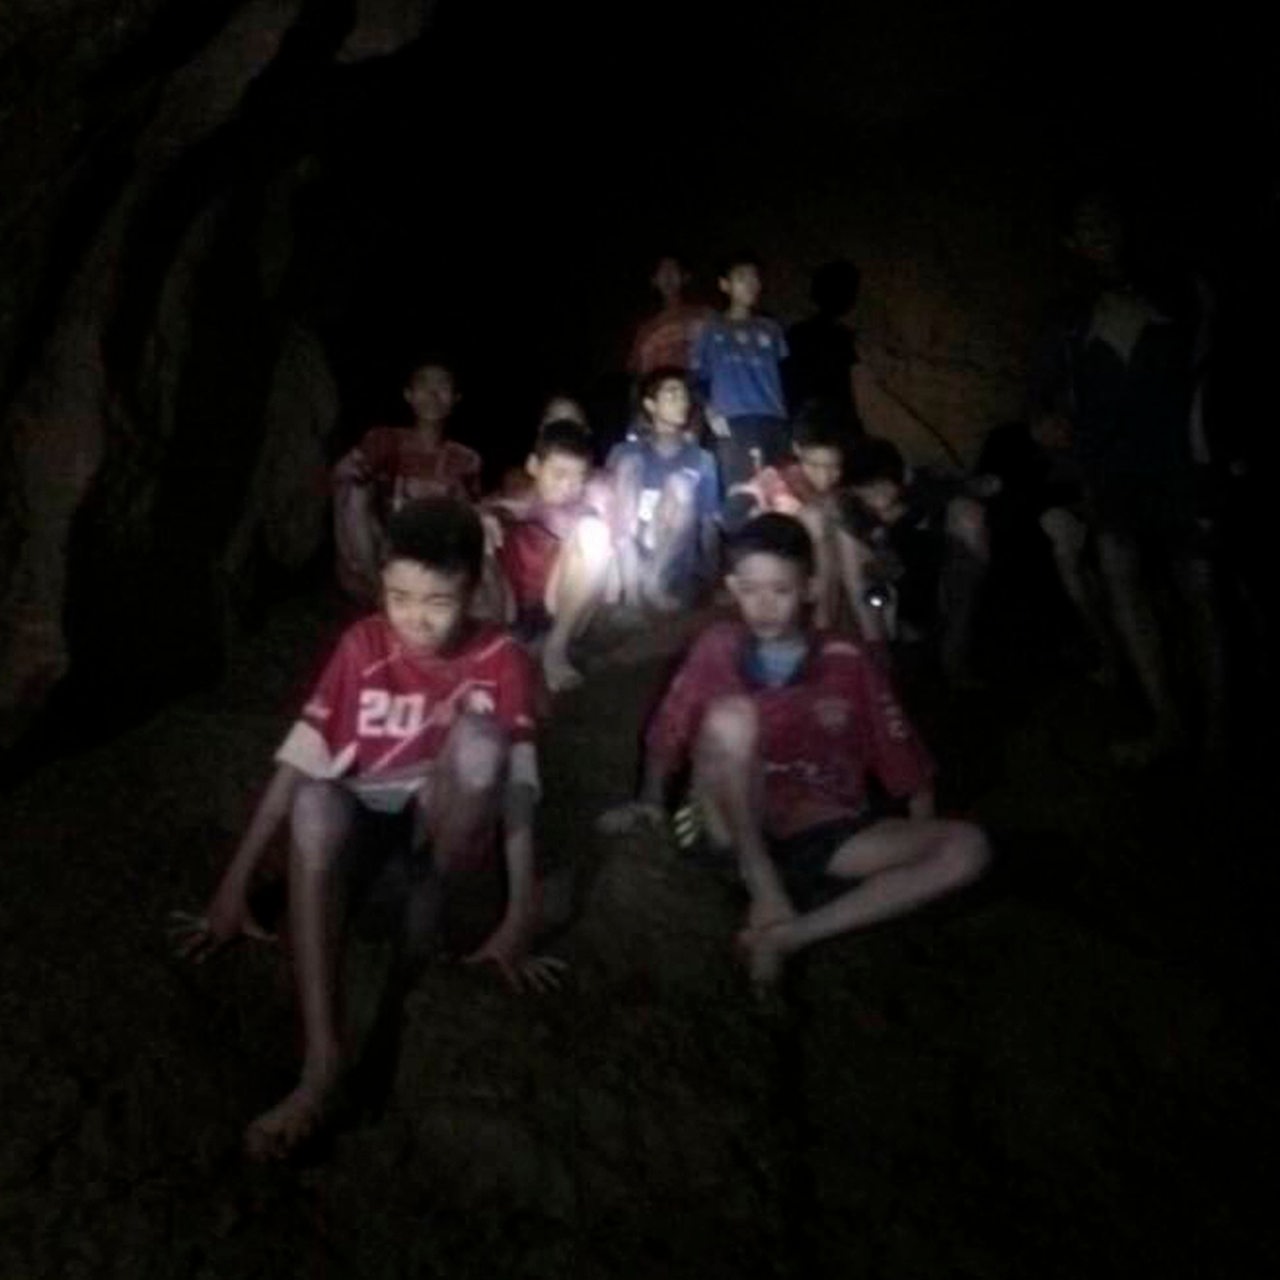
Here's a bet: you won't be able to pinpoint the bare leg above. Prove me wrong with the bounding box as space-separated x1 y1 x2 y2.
1097 530 1183 759
404 715 507 960
797 502 839 630
742 818 990 981
1040 507 1117 681
691 698 798 986
611 454 647 608
939 496 989 686
245 781 355 1158
642 474 698 611
543 515 612 692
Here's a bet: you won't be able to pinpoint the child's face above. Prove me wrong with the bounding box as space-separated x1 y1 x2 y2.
856 478 905 524
529 449 590 507
381 558 472 654
720 264 761 310
643 379 690 434
728 552 808 641
796 444 843 496
404 366 458 424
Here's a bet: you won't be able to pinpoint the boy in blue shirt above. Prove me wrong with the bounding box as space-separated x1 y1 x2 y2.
692 252 790 496
608 368 720 610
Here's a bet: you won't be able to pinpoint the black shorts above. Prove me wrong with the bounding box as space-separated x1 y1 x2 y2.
673 801 868 911
339 800 505 953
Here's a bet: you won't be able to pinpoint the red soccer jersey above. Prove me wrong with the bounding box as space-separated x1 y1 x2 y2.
275 616 538 811
491 498 595 613
353 427 483 509
646 621 934 838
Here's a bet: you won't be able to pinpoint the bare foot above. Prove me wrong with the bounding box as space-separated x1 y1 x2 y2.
542 647 583 693
244 1066 339 1160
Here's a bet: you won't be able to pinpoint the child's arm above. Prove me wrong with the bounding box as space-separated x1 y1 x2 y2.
834 528 892 650
176 763 303 961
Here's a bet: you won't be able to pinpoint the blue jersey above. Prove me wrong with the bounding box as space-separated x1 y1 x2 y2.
692 315 789 419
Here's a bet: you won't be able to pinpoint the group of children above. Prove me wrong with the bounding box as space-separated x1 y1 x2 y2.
175 251 998 1159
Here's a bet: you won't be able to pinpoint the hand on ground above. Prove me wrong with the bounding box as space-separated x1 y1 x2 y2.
542 648 583 693
464 919 567 994
168 892 275 964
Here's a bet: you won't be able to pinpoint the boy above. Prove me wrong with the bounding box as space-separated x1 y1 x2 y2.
608 367 720 611
692 252 790 492
628 254 711 378
334 361 482 598
606 514 988 988
175 499 552 1158
835 437 991 684
729 410 847 627
483 419 612 693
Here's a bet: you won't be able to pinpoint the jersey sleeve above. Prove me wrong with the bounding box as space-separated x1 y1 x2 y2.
856 655 935 799
356 427 398 479
274 632 362 779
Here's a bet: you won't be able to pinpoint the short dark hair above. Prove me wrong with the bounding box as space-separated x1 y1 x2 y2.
383 498 484 584
535 418 594 463
717 250 762 281
792 406 846 454
638 366 688 412
403 356 456 389
726 513 815 577
845 436 905 488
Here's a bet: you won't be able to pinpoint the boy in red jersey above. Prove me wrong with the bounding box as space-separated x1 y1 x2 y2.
175 499 554 1157
730 412 847 627
482 419 613 693
334 360 483 598
605 514 988 989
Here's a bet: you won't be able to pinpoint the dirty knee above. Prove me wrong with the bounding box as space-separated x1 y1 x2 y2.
938 822 991 886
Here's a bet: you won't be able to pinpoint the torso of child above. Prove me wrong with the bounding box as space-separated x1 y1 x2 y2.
358 427 483 510
275 616 537 813
648 622 933 839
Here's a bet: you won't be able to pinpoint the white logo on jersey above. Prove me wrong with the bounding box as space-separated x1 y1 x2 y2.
758 333 772 348
357 690 427 738
465 688 496 716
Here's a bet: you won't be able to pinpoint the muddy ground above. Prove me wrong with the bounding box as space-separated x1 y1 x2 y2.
2 584 1278 1279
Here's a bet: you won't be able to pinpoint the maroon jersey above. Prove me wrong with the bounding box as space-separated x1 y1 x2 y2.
492 498 595 613
276 616 538 812
646 621 933 838
352 427 482 509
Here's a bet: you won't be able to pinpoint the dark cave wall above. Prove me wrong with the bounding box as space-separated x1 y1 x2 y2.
0 1 431 742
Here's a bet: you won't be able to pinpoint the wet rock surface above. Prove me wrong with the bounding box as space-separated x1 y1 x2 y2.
1 591 1276 1278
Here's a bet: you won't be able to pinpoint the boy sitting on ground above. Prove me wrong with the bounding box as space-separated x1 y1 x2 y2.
729 411 847 627
604 513 989 989
334 360 482 598
175 499 555 1158
835 437 993 684
482 419 612 693
607 367 720 612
